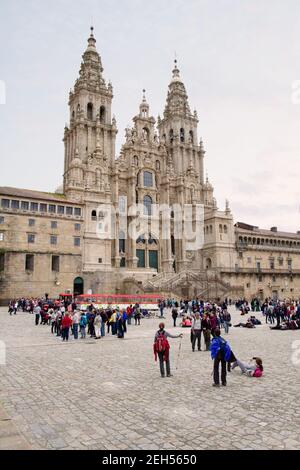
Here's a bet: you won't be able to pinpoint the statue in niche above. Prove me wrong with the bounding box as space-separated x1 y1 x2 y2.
142 128 148 143
125 127 132 143
131 129 137 143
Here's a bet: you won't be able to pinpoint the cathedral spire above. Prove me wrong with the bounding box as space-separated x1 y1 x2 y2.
171 59 182 82
139 89 149 118
73 27 105 93
162 59 192 120
87 26 97 50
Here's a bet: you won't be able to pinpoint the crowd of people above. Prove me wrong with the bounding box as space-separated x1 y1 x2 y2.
9 294 300 387
8 298 146 341
235 298 300 330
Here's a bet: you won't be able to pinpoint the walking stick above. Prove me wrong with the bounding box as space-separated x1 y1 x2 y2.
176 336 183 370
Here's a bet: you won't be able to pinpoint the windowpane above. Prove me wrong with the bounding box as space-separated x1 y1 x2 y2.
0 216 4 224
11 200 20 209
52 255 60 272
0 233 4 242
0 253 4 271
50 236 57 245
75 224 81 231
21 201 29 210
25 254 34 271
57 206 65 215
40 203 47 213
136 249 145 268
49 205 56 214
74 237 81 247
143 196 152 216
74 208 81 217
51 221 58 229
66 207 73 216
144 171 153 187
1 199 10 209
29 219 35 227
28 234 35 244
30 202 39 212
149 251 158 270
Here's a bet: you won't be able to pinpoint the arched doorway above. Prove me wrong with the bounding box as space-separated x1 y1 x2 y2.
74 277 84 296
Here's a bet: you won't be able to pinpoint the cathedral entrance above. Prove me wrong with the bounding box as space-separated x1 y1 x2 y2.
136 234 159 271
74 277 84 296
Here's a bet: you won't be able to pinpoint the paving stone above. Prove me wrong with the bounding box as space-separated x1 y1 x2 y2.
0 306 300 449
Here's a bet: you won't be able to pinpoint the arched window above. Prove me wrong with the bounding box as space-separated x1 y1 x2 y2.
142 127 149 142
143 195 152 216
219 225 223 234
156 160 161 171
224 225 228 234
180 128 185 143
91 210 97 221
210 225 213 234
87 103 93 120
77 104 81 114
100 106 106 123
119 196 126 214
169 129 174 143
171 235 175 256
133 155 138 167
119 230 126 254
189 130 194 143
144 171 153 188
72 110 75 120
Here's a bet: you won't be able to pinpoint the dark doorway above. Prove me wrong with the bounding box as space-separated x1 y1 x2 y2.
74 277 84 296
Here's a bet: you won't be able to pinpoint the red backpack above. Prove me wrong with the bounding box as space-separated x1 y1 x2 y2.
155 332 169 353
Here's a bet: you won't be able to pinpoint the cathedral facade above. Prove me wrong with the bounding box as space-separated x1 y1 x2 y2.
1 29 300 303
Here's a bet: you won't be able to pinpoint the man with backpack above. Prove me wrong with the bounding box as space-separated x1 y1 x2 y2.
211 328 232 387
153 323 183 378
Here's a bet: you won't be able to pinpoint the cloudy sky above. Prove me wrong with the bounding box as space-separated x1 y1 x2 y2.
1 0 300 232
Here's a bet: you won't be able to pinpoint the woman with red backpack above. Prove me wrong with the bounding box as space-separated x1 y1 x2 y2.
153 323 183 378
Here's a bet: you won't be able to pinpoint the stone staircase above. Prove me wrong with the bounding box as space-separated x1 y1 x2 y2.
144 270 244 300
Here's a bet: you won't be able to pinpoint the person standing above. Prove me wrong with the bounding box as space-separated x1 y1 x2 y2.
72 310 80 340
153 323 183 378
100 310 107 337
192 313 202 351
34 304 41 326
202 313 211 351
223 309 231 334
110 310 117 335
117 313 125 339
122 309 127 333
80 312 87 339
50 309 57 334
172 307 178 327
211 328 232 387
61 312 72 342
134 307 141 326
94 312 102 340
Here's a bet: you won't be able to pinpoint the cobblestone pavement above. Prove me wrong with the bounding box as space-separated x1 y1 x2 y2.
0 306 299 450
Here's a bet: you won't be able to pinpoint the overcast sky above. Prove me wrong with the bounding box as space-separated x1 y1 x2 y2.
1 0 300 232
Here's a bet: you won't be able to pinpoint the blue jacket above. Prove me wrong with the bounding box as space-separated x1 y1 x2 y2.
211 336 232 362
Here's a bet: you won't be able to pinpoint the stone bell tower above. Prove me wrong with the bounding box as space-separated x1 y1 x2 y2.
63 27 117 200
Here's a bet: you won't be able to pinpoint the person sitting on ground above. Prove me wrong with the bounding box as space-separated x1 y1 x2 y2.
232 357 264 377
